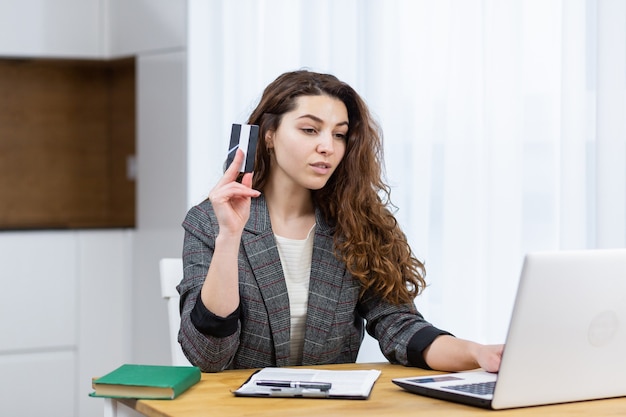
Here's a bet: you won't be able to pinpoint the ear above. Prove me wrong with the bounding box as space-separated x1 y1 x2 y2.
265 131 274 149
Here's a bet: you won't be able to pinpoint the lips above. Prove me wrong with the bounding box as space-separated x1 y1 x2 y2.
310 161 332 174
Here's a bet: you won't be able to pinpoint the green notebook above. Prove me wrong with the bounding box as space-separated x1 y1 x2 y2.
90 364 201 400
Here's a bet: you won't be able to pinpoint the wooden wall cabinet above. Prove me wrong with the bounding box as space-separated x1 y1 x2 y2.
0 57 136 229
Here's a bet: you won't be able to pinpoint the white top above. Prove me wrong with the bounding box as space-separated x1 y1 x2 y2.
274 225 315 365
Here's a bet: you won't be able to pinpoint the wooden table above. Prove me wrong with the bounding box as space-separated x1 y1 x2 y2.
106 362 626 416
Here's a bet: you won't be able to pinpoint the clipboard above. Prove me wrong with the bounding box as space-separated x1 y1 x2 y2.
233 367 381 400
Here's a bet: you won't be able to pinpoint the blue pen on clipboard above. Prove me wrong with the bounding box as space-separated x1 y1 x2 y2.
255 380 332 391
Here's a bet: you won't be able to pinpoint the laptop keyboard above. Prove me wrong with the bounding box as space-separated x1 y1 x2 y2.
442 381 496 396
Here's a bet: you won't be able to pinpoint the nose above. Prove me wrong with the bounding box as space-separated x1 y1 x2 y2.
316 131 335 155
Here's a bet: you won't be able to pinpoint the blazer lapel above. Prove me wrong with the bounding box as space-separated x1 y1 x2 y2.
241 196 291 367
302 211 346 364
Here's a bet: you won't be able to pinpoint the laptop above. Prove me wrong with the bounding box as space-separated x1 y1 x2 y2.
393 248 626 409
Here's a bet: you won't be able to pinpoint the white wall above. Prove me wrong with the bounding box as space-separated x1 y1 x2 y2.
132 49 188 365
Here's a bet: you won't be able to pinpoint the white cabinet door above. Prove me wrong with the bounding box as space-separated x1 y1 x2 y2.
0 231 77 415
76 229 133 417
0 231 77 351
0 351 75 417
0 0 186 58
107 0 186 57
0 0 102 58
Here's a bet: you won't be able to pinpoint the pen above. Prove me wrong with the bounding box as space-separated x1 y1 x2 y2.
255 380 332 391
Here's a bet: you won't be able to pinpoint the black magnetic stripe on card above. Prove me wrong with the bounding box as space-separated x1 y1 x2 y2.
226 123 243 169
245 125 259 172
229 123 242 152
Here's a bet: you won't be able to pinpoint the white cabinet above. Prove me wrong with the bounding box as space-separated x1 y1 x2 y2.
107 0 186 57
0 232 77 352
0 351 75 417
76 230 134 417
0 230 132 417
0 0 187 58
0 0 103 58
0 2 187 416
0 232 78 417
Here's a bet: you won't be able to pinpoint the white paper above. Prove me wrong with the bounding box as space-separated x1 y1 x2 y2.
234 367 382 399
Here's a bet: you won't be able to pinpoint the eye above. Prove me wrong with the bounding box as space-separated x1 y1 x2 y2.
301 128 317 135
334 132 348 140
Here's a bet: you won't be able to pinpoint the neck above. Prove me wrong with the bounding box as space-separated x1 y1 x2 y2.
264 183 315 239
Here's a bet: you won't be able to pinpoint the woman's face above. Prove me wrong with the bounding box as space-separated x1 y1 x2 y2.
267 94 348 191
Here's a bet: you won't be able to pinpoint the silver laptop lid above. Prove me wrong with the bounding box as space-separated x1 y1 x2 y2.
492 249 626 409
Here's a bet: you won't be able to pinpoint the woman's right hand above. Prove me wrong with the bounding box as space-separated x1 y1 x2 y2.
208 149 261 237
200 149 260 318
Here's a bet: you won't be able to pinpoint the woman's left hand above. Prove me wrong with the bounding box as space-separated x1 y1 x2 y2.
475 344 504 373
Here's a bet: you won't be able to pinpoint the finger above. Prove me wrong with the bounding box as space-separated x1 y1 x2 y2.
217 149 245 186
227 148 245 173
241 173 261 198
211 175 260 201
241 172 253 188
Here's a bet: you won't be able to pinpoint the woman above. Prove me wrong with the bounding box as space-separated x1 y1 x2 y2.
179 70 503 372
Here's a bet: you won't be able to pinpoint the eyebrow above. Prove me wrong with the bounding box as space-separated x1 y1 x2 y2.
296 114 349 127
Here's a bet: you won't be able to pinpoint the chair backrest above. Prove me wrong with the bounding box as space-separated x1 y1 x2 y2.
159 258 192 366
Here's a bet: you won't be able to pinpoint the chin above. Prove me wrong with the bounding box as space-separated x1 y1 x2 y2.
301 175 332 191
305 181 329 191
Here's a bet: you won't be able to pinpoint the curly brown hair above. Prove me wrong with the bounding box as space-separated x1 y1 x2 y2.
247 70 426 305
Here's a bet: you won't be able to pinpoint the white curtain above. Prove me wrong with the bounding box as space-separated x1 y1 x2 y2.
187 0 626 359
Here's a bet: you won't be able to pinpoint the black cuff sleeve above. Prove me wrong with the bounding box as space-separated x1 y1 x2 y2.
406 326 454 369
190 292 240 337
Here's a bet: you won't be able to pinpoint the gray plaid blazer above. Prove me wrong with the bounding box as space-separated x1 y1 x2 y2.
178 195 447 372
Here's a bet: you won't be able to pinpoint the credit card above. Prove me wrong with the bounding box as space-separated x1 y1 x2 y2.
226 123 259 173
